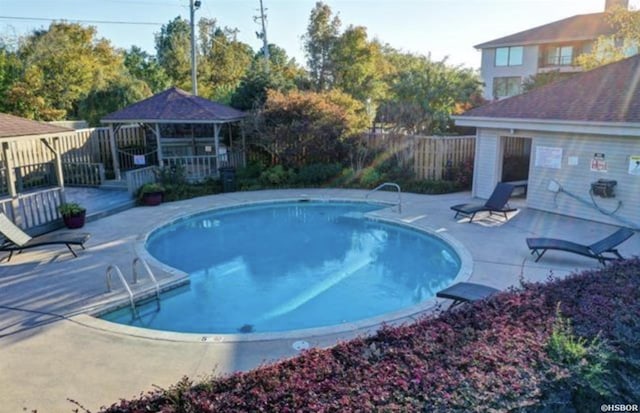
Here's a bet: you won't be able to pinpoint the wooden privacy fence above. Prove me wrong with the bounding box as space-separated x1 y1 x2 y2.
0 125 144 168
365 134 476 180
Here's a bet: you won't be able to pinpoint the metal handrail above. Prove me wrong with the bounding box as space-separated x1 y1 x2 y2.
106 264 138 317
132 257 161 303
365 182 402 213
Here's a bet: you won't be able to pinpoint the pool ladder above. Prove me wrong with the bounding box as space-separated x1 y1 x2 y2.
106 257 161 318
365 182 402 213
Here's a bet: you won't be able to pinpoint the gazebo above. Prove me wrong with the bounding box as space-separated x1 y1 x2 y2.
101 87 247 181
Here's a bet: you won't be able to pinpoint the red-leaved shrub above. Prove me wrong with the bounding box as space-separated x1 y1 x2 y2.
100 259 640 412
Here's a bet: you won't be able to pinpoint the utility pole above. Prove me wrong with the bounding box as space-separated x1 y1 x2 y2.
190 0 201 95
257 0 269 62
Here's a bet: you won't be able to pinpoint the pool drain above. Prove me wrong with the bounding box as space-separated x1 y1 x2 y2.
292 340 310 351
238 324 254 333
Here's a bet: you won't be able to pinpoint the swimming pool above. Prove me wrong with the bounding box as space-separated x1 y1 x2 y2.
101 201 462 334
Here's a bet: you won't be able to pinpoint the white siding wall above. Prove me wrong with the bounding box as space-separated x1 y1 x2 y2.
472 129 501 198
480 45 539 100
475 127 640 227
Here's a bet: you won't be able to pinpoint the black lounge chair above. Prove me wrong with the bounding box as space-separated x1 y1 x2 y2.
450 183 517 223
527 227 634 265
436 282 500 309
0 213 90 262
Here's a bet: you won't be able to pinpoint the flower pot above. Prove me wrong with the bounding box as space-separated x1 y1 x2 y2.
142 191 163 206
63 210 86 229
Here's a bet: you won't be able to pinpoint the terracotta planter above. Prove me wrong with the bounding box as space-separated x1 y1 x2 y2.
142 191 163 206
63 210 86 229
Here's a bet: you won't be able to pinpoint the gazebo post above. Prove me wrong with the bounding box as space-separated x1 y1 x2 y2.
2 141 23 226
108 124 121 181
214 123 221 170
241 126 246 167
40 137 67 204
154 123 163 167
2 142 17 198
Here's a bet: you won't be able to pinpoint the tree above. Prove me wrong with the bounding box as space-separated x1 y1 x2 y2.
77 75 151 125
576 7 640 70
3 22 124 120
331 25 389 104
230 44 305 110
303 2 341 91
378 51 482 135
155 16 192 90
246 89 368 167
197 18 254 102
0 44 21 114
124 46 170 93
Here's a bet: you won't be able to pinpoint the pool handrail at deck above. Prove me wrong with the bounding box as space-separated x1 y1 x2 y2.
365 182 402 213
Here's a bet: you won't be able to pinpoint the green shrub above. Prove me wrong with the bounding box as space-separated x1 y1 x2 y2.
359 166 383 188
403 179 459 194
541 308 613 410
157 164 187 186
296 163 343 186
259 165 297 186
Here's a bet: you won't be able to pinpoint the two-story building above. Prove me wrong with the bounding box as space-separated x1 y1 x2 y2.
476 0 630 100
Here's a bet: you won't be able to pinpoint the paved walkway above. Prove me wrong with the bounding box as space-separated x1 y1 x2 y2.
1 189 637 412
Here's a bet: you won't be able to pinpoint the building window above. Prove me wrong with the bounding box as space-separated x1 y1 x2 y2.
545 45 574 66
495 46 523 66
493 77 522 99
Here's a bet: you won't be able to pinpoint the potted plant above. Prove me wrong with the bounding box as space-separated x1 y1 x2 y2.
137 183 165 206
58 202 86 229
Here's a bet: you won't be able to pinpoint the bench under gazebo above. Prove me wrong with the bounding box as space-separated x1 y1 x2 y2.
101 87 247 182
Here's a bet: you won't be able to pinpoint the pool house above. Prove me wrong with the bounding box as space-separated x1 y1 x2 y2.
454 54 640 228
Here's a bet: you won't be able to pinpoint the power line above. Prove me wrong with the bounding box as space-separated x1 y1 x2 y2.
0 16 164 26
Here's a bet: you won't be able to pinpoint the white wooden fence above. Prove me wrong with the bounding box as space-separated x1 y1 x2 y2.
125 166 158 195
163 151 245 183
0 187 63 231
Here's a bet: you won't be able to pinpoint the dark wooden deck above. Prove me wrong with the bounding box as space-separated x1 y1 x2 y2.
65 187 134 221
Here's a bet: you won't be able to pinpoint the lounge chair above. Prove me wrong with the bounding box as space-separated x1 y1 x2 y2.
0 213 90 262
450 183 517 223
526 227 634 265
436 282 500 309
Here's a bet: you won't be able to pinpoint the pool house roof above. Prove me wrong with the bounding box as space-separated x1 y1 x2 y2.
0 113 73 140
455 54 640 136
100 87 246 124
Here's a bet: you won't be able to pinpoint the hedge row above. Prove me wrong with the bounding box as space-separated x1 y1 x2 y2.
101 259 640 412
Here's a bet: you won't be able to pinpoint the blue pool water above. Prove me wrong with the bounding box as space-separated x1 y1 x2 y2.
101 201 461 333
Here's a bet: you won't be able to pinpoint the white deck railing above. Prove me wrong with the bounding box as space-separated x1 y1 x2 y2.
0 187 64 231
125 166 158 195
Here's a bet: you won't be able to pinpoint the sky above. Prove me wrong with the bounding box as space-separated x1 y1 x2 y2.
1 0 639 70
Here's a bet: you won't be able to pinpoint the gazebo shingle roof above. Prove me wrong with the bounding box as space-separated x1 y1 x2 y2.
0 113 72 139
460 54 640 123
101 87 246 123
474 13 616 48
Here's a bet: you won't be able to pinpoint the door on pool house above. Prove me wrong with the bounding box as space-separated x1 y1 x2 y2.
500 136 532 198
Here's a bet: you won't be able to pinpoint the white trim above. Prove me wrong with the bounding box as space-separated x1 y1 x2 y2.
453 116 640 137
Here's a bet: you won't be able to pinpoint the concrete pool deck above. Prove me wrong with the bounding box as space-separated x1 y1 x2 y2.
1 188 638 412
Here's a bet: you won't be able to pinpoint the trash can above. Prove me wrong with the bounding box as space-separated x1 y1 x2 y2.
219 166 236 192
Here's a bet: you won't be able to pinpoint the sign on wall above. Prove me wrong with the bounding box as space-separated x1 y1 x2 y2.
629 155 640 176
534 146 563 169
590 153 607 172
133 155 146 165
